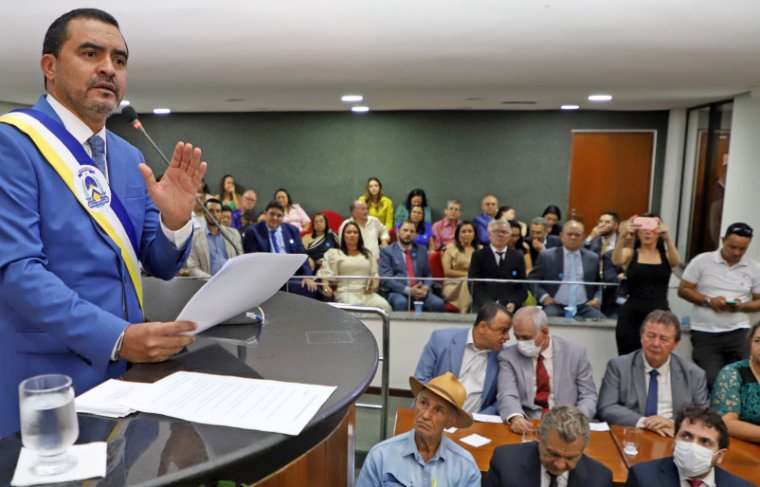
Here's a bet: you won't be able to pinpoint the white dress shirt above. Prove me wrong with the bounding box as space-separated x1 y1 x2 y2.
541 464 569 487
459 328 490 413
636 355 673 427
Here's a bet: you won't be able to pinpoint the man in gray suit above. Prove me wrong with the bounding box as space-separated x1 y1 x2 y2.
597 310 710 437
186 198 243 278
497 306 597 433
528 220 606 320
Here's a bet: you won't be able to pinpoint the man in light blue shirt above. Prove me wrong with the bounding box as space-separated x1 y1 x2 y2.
356 372 480 487
186 198 242 278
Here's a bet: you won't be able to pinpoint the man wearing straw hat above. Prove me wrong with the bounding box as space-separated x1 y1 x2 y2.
356 372 481 486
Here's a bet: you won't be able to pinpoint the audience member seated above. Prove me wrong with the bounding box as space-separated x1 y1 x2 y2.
338 200 389 260
506 218 532 273
625 406 754 487
469 219 527 313
197 178 214 201
274 187 311 232
497 306 597 433
356 373 480 487
359 177 394 230
529 220 605 320
394 188 432 226
542 204 563 237
496 205 527 236
186 198 243 278
711 322 760 443
525 216 562 267
613 214 680 355
397 205 434 252
232 189 257 231
220 206 233 227
484 405 613 487
597 310 710 436
242 201 318 298
380 220 444 312
414 302 511 414
431 199 462 250
441 221 478 313
217 174 241 210
474 194 499 246
238 210 258 235
302 212 339 271
317 222 391 313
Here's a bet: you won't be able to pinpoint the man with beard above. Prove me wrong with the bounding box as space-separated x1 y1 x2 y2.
186 198 243 278
0 8 204 436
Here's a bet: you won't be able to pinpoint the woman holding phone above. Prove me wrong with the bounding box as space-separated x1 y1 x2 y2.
612 213 681 355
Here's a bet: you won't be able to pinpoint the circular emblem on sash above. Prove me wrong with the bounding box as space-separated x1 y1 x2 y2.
74 166 111 211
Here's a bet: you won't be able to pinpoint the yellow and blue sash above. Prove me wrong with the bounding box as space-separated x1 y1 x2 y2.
0 109 143 309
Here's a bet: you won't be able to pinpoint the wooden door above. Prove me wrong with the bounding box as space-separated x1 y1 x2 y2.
568 132 654 230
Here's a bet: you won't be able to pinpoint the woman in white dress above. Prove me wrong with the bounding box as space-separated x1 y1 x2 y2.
318 222 391 313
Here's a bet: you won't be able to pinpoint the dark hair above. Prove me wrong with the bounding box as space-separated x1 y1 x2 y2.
725 222 754 239
600 210 620 223
640 309 682 342
542 205 562 221
204 197 223 208
495 205 513 221
340 221 371 259
274 188 293 209
474 302 510 328
221 207 233 215
42 9 124 89
633 212 665 251
241 209 257 224
674 406 729 450
219 175 238 201
508 219 526 254
409 205 426 235
748 322 760 347
265 200 284 213
364 177 385 206
454 221 476 252
404 188 428 211
310 212 328 238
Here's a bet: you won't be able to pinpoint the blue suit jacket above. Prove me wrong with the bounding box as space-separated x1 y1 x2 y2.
528 246 602 304
625 457 754 487
414 328 499 414
379 242 432 295
484 441 613 487
473 212 493 245
0 96 189 436
242 221 312 276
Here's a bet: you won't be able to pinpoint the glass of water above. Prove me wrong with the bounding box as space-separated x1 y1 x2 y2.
622 426 640 456
19 374 79 475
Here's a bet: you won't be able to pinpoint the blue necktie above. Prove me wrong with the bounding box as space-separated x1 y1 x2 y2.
645 369 659 416
269 229 281 253
88 135 107 176
568 252 577 308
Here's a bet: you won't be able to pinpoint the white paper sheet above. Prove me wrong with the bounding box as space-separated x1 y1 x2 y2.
123 371 336 436
444 427 458 433
472 413 504 424
75 379 151 418
176 253 307 334
11 442 107 486
459 433 491 448
589 422 610 431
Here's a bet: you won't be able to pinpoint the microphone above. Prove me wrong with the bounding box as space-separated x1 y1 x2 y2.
121 107 240 256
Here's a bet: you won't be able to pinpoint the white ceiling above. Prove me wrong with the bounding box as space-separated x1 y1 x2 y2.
2 0 759 113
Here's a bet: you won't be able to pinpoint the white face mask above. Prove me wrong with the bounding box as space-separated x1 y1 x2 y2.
517 338 541 358
673 440 719 479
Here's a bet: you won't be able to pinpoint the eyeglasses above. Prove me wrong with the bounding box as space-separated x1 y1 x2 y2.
727 224 753 238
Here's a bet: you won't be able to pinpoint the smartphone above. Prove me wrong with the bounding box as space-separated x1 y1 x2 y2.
633 216 658 231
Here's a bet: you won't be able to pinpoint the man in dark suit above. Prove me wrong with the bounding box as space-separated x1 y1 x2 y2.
529 220 606 319
525 216 562 265
484 405 613 487
379 220 444 311
469 218 527 313
597 310 709 437
626 406 754 487
242 200 317 298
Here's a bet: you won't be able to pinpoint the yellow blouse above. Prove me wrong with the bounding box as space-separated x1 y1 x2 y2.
360 195 394 230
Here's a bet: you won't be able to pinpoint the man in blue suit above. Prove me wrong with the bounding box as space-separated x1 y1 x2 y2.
528 220 606 320
0 9 204 436
379 220 444 311
414 302 511 414
242 200 317 298
626 406 754 487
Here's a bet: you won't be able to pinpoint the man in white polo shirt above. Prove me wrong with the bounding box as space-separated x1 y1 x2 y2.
678 222 760 388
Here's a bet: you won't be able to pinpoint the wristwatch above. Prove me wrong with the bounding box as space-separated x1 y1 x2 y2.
702 297 711 308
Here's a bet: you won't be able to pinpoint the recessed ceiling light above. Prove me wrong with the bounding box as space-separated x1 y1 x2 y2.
351 106 370 113
588 94 613 102
342 94 363 103
153 108 171 115
119 100 130 106
561 104 580 110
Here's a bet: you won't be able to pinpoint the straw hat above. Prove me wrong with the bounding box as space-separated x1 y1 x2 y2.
409 372 473 428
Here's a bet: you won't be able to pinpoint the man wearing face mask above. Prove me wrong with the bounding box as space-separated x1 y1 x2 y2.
625 406 753 486
496 306 597 433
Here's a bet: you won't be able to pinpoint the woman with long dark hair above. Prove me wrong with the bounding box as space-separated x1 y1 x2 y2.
542 204 562 237
359 177 394 230
394 188 432 226
302 213 339 271
217 174 241 210
274 188 311 232
441 221 478 313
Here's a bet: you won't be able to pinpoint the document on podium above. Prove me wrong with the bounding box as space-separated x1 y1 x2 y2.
177 253 307 334
125 371 336 435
